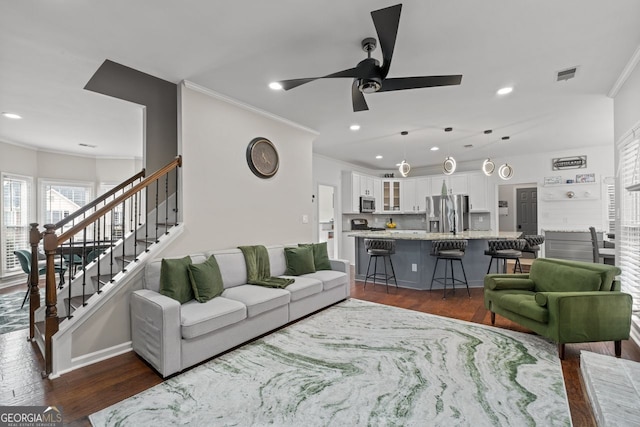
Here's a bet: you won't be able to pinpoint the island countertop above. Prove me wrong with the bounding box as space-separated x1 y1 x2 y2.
347 230 522 240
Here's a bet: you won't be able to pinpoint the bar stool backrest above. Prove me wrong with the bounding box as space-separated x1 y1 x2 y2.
487 239 526 253
430 239 468 256
523 235 545 250
364 239 396 255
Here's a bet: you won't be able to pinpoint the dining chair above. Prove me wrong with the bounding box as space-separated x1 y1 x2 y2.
13 250 67 309
589 227 615 264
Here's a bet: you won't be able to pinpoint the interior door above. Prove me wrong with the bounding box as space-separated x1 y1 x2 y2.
516 187 538 236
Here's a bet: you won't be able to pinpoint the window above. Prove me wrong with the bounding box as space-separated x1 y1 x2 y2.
617 131 640 326
40 180 93 238
2 173 33 273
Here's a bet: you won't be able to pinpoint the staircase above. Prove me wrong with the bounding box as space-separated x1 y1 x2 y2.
27 156 182 378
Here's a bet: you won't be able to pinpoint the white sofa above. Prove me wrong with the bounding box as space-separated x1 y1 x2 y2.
131 245 350 377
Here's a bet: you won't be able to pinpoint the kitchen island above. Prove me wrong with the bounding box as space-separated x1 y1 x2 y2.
348 230 522 291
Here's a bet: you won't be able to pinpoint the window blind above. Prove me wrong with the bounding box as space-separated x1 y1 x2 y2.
618 132 640 322
2 174 32 273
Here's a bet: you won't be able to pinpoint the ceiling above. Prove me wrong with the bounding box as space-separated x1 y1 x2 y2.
2 1 640 170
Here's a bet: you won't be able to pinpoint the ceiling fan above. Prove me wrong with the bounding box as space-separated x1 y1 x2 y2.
277 3 463 112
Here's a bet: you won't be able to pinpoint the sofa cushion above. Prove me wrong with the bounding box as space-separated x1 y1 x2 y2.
188 255 225 303
284 246 316 276
160 256 194 304
278 276 323 301
486 277 536 291
299 242 332 270
497 293 549 324
302 270 348 291
145 254 206 293
222 285 290 317
181 297 246 339
530 260 602 292
207 249 248 289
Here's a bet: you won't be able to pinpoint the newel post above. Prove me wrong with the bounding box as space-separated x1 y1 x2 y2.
28 223 42 340
43 224 59 376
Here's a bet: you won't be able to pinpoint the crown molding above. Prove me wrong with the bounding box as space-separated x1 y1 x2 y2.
182 80 319 136
608 43 640 98
0 138 141 161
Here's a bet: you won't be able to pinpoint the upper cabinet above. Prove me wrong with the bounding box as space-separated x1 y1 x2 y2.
466 172 489 211
430 175 468 195
402 177 430 212
382 179 401 212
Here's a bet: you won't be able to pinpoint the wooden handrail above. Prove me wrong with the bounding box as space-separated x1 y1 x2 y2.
56 156 181 244
54 169 146 230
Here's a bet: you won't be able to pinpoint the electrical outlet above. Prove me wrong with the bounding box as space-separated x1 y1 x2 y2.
479 217 483 222
302 215 309 224
411 263 417 272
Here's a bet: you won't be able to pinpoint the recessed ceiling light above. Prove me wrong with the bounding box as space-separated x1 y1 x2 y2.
430 146 439 151
268 82 283 90
2 112 22 119
497 87 513 95
501 136 510 141
464 144 473 148
78 143 97 148
444 127 453 132
375 155 383 159
350 124 361 131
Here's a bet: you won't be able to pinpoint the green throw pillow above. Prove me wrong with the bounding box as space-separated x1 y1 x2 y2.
284 246 316 276
160 256 193 304
299 242 332 270
188 255 224 303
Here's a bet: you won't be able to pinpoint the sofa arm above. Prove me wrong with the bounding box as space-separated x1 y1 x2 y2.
484 274 535 291
131 289 182 378
330 258 350 274
540 291 632 343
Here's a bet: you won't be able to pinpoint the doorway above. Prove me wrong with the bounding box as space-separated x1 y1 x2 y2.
317 184 337 258
516 187 538 236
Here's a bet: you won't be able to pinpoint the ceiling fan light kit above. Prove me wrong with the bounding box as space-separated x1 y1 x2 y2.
276 4 462 112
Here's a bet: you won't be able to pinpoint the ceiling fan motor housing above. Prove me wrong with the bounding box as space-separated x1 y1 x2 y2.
356 57 382 93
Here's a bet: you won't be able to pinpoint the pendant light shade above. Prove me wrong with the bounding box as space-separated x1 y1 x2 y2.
399 160 411 177
498 163 514 180
443 156 456 175
482 158 495 176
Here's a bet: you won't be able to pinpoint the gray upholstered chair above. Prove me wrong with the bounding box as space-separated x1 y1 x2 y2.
589 227 615 264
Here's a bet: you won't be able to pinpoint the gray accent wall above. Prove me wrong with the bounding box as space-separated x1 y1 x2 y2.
84 60 177 173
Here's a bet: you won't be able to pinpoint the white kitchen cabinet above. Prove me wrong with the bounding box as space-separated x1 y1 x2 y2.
382 179 401 211
401 177 430 212
467 172 489 211
360 175 375 197
373 178 382 212
430 175 468 195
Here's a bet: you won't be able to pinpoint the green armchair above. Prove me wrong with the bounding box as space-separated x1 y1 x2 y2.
484 258 632 358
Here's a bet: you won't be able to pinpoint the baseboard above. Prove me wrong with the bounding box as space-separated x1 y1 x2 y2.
52 342 133 379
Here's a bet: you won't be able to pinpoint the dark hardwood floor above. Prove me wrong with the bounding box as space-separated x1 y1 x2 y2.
1 280 638 426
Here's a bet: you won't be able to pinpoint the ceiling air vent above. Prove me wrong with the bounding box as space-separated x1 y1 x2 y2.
557 66 578 82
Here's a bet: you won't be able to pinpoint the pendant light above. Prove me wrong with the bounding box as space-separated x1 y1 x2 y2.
398 131 411 177
498 163 514 180
442 127 456 175
482 158 495 176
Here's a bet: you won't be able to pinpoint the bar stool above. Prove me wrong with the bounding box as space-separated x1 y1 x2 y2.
522 235 545 258
485 239 526 273
429 239 469 299
363 239 398 293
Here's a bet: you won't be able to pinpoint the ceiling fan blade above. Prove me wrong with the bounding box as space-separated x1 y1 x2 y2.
279 67 364 91
371 4 402 78
352 80 369 112
378 75 463 92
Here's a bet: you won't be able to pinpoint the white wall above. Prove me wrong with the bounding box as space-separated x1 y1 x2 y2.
164 83 317 255
489 145 614 232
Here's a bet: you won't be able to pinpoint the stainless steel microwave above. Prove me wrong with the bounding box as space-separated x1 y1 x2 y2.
360 196 375 213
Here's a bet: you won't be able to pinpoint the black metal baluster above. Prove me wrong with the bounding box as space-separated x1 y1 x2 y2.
165 173 169 234
129 189 134 232
134 191 138 261
110 208 114 283
145 186 149 252
81 228 87 306
175 167 179 226
66 237 73 319
155 179 159 243
96 217 102 294
122 200 127 272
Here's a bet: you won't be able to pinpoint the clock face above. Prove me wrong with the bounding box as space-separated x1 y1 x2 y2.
246 138 279 178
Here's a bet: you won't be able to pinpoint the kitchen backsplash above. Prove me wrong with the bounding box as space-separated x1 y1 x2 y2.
343 212 492 231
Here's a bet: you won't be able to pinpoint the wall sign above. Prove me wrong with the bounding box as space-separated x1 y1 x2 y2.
552 155 587 170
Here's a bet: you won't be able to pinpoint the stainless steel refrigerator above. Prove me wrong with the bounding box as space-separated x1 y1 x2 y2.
426 194 470 233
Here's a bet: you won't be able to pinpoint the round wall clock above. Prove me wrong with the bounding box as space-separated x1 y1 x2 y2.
246 137 279 178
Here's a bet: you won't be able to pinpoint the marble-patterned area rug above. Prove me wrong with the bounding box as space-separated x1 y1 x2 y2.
90 299 571 426
0 288 41 335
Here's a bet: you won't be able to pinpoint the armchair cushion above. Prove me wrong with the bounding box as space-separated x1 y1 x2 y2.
485 276 535 291
529 260 602 292
496 293 548 324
